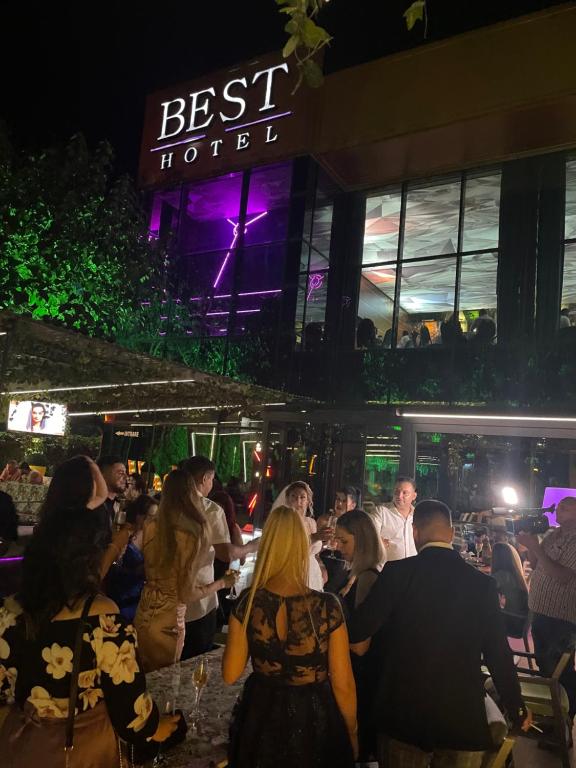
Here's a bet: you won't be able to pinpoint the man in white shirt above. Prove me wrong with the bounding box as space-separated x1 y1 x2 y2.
179 456 258 659
372 477 418 561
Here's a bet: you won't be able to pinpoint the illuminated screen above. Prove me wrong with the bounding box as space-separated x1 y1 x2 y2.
7 400 67 437
541 487 576 527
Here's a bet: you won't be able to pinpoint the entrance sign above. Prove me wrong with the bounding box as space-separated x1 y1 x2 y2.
139 54 315 187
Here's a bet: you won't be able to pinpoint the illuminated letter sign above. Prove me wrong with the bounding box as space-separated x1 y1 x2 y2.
251 63 289 112
140 54 309 184
219 77 248 122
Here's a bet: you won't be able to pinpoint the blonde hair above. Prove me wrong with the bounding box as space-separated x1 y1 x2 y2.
147 469 206 573
241 505 309 631
285 481 314 517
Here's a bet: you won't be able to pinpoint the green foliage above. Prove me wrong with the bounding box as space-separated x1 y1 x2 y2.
404 1 427 32
277 0 332 91
149 426 189 475
277 1 429 91
0 128 165 338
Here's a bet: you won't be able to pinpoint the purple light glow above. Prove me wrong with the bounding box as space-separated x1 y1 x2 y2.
213 211 268 290
307 272 325 300
224 111 292 133
189 289 281 302
541 487 576 526
151 134 207 153
0 556 23 563
206 309 261 316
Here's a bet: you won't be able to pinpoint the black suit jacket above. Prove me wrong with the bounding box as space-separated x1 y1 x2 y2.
348 546 525 752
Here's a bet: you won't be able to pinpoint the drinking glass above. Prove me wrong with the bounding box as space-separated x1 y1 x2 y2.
323 513 338 559
189 655 210 733
225 559 241 601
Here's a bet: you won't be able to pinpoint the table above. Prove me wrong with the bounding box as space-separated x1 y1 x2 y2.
145 646 249 768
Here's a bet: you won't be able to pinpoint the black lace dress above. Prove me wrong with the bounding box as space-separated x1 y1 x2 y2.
228 588 355 768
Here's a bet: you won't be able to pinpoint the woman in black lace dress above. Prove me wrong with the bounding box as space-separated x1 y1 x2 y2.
222 505 357 768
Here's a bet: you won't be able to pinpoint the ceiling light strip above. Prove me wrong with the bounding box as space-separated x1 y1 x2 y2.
401 412 576 424
3 379 197 396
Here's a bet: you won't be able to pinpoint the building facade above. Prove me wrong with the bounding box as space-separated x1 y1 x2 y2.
138 6 576 514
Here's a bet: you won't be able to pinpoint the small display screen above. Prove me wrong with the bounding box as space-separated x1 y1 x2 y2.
7 400 68 436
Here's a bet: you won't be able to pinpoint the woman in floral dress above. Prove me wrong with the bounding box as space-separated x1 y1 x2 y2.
0 455 178 767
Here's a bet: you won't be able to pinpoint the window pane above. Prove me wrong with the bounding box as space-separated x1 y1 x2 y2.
180 173 243 254
363 191 402 265
364 427 403 502
459 252 498 339
562 243 576 323
295 271 329 346
462 172 501 252
566 160 576 241
245 163 292 246
358 266 396 347
397 258 456 346
403 180 460 260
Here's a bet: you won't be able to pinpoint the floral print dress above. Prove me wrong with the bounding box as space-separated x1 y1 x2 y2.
0 595 159 767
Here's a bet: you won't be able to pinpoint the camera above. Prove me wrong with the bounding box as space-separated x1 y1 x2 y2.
504 507 552 536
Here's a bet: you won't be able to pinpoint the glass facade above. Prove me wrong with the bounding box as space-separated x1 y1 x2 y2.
562 159 576 327
415 432 576 515
359 171 501 348
295 174 334 346
148 162 293 337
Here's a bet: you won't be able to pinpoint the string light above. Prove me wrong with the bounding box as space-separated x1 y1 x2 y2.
3 379 197 396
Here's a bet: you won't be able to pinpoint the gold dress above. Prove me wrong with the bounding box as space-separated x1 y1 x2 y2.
135 518 208 672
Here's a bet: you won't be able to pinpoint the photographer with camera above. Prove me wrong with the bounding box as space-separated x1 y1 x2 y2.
518 496 576 727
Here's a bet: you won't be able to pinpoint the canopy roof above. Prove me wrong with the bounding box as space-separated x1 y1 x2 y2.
0 313 299 425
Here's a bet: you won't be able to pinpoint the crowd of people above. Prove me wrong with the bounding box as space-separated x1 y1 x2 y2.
1 457 576 768
0 459 44 485
356 309 498 350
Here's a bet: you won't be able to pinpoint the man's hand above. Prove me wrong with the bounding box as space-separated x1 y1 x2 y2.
521 708 533 733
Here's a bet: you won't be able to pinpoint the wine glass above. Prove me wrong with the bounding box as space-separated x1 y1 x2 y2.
323 513 338 559
225 559 241 601
189 655 210 733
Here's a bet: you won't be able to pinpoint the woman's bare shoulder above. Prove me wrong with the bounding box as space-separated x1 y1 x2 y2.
89 594 120 616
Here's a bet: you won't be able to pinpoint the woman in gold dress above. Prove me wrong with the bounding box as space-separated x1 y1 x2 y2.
135 469 236 671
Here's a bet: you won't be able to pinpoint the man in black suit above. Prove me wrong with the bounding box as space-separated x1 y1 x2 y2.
349 499 530 768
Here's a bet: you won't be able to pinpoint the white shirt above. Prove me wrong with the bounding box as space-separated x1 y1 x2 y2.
373 504 417 561
185 497 231 622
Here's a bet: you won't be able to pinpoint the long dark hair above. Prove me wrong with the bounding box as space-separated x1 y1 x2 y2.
491 542 528 593
40 455 94 520
0 491 18 541
125 494 157 525
20 505 111 629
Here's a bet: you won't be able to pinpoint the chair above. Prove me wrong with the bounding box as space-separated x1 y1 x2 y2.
515 650 572 768
503 610 534 670
481 736 515 768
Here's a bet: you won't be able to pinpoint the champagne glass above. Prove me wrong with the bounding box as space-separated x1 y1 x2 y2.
225 559 241 601
323 513 338 559
189 655 210 733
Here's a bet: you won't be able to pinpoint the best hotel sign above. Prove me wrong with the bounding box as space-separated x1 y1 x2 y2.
139 55 314 187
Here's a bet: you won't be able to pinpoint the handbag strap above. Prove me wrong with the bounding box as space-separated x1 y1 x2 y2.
65 594 96 756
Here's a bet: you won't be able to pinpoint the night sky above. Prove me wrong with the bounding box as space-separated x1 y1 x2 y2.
1 0 563 177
